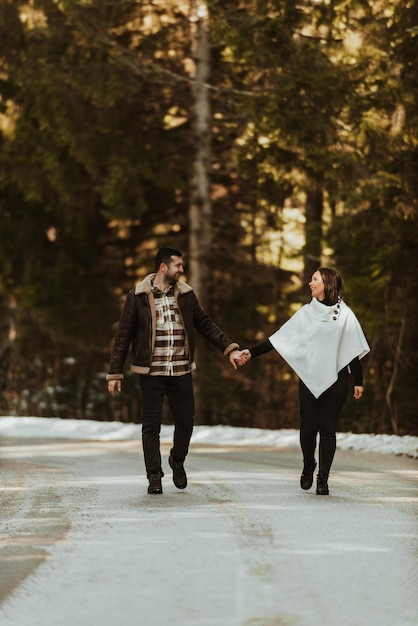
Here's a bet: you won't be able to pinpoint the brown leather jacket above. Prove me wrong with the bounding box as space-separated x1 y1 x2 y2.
107 274 239 379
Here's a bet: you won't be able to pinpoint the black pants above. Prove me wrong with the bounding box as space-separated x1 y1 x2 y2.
139 373 195 477
298 375 349 476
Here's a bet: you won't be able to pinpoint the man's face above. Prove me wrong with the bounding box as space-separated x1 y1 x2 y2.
165 256 184 284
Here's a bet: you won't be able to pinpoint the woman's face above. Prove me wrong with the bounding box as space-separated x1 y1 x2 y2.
309 271 325 301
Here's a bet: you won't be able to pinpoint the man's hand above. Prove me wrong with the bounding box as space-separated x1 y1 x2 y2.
229 350 241 370
107 379 122 397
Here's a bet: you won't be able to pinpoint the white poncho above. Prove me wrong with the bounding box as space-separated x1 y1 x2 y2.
269 298 370 398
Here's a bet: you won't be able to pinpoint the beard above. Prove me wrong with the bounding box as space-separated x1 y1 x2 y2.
166 272 179 284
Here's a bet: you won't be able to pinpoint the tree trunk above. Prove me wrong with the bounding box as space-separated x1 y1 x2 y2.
303 184 323 287
188 0 211 311
187 1 214 424
0 296 15 412
384 314 406 435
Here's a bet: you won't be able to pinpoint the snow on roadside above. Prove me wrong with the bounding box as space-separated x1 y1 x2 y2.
0 416 417 459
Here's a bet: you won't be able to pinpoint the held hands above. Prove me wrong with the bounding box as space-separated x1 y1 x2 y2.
229 349 252 370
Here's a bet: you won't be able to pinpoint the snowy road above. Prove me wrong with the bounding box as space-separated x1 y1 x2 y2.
0 437 417 626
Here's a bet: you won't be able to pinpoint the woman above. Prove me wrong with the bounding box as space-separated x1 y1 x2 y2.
236 268 369 496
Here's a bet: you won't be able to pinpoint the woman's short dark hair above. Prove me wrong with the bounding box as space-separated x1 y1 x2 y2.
318 267 344 304
154 247 183 270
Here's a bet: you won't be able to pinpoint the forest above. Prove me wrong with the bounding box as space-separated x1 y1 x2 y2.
0 0 417 435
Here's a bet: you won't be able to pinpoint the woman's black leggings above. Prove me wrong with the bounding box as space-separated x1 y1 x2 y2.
298 375 349 476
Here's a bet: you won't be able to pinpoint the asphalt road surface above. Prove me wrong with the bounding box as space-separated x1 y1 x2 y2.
0 436 417 626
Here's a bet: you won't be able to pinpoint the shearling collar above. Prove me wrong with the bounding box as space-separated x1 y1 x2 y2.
134 273 193 296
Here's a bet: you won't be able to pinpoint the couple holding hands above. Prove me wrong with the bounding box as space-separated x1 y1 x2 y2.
107 247 369 496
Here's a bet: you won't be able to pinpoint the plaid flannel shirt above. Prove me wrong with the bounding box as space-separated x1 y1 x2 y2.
149 283 191 376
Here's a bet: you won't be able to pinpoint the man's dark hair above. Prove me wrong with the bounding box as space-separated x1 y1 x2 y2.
154 247 183 270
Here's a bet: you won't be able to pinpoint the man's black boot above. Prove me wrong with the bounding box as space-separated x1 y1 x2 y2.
169 452 187 489
147 473 163 494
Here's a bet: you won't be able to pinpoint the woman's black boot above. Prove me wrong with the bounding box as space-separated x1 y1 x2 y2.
316 472 329 496
300 461 317 490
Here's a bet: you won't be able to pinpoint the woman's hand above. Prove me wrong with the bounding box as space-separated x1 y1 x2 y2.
353 386 364 400
237 349 251 366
